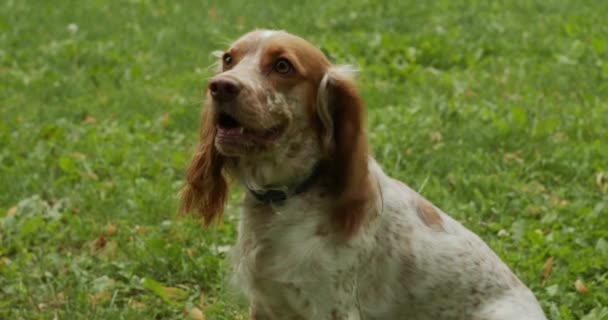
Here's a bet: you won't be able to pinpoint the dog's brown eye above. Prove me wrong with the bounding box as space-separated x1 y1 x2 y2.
274 59 292 74
223 53 233 66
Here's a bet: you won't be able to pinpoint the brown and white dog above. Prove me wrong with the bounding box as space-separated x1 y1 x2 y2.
180 30 546 320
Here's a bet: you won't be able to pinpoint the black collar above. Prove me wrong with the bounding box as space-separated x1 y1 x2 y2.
248 163 323 204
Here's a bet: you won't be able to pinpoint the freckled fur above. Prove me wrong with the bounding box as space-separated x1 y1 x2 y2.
180 30 546 320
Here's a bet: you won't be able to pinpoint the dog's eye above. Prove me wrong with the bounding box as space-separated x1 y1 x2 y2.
274 58 293 74
222 53 233 66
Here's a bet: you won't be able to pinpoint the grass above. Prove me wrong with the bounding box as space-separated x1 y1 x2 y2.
1 0 607 319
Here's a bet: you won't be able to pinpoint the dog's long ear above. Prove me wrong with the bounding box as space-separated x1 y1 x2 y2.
179 104 228 226
316 65 373 235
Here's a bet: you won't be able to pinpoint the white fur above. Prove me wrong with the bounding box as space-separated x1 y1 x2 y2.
259 30 278 40
231 159 547 320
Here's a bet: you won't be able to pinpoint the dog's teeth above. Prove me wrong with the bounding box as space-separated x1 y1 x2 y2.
239 127 244 134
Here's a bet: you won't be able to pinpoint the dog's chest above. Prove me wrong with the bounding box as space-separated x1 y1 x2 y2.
232 201 370 317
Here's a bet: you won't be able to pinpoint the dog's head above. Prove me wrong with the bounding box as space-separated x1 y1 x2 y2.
180 30 372 233
207 30 330 156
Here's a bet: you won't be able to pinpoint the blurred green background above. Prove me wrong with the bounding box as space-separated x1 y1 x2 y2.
1 1 607 319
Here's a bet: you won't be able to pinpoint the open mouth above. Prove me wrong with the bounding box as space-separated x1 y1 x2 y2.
216 112 284 144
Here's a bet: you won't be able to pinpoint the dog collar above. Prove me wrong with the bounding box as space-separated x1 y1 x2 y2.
248 162 323 204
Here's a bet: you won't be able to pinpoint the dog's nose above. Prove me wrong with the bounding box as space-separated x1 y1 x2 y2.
208 77 242 102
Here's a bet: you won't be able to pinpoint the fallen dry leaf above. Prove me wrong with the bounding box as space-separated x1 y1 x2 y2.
596 172 606 193
575 279 588 294
88 291 112 308
97 240 117 261
186 248 195 257
70 152 86 160
549 195 569 207
105 223 117 236
134 225 147 234
190 307 205 320
95 234 106 250
497 229 508 237
521 181 546 195
208 8 217 21
430 131 443 143
234 313 248 320
162 286 188 301
128 299 146 309
447 173 457 189
52 292 66 306
503 152 524 164
152 8 166 17
84 171 99 180
83 115 97 124
198 293 206 309
89 234 107 254
526 206 542 217
160 112 170 128
541 257 554 281
6 205 17 217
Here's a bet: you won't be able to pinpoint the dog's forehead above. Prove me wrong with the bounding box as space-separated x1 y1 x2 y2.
230 30 328 64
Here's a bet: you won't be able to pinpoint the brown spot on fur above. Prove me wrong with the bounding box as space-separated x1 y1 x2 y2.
416 197 445 231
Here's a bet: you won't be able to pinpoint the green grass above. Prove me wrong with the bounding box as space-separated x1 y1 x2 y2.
1 0 607 319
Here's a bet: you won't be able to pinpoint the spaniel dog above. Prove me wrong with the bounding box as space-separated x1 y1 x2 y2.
180 30 546 320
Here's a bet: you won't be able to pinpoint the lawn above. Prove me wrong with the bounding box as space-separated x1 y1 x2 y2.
1 0 607 319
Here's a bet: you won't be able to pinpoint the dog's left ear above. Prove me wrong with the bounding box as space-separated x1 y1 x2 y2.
316 65 374 235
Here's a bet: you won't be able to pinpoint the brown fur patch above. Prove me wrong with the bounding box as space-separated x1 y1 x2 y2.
178 104 228 226
416 197 445 231
327 77 374 235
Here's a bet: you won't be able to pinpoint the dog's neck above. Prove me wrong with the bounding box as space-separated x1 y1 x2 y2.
230 129 323 192
233 154 322 193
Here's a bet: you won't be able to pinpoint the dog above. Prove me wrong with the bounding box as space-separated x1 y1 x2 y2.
180 30 546 320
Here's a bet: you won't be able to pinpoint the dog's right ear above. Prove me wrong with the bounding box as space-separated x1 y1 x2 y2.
179 104 228 226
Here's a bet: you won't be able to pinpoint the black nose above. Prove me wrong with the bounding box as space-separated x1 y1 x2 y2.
208 77 242 102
